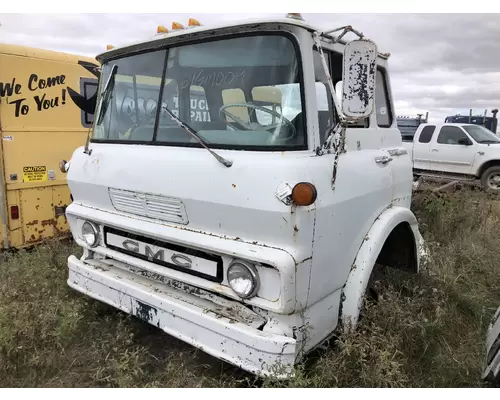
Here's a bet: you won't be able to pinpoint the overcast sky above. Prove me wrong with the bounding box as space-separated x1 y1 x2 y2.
1 13 499 128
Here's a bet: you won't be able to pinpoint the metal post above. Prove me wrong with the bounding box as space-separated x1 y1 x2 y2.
0 140 9 249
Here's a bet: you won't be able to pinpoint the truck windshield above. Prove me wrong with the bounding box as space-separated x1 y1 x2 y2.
92 34 306 150
462 125 500 144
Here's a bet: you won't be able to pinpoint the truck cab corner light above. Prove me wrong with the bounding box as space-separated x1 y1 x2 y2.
172 22 184 30
292 182 317 206
287 13 305 21
59 159 69 173
106 45 114 50
188 18 201 27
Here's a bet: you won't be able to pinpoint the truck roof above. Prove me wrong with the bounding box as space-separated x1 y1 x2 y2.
0 42 96 64
97 16 389 63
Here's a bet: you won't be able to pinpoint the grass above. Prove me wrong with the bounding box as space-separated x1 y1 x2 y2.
1 188 500 387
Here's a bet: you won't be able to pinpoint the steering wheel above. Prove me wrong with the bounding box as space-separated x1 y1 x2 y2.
219 103 296 141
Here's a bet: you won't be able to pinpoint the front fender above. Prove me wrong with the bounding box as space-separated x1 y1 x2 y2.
340 206 426 330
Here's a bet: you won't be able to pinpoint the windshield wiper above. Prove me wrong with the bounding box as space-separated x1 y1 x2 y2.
479 140 500 144
96 64 118 126
161 106 233 168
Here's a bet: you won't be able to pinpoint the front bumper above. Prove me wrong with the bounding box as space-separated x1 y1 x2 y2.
68 255 297 378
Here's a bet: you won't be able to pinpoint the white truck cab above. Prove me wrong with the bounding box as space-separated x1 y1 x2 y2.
61 15 426 378
403 122 500 192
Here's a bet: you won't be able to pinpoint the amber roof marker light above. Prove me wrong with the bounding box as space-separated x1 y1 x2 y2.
172 22 185 30
157 25 169 33
286 13 305 21
292 182 317 206
188 18 201 27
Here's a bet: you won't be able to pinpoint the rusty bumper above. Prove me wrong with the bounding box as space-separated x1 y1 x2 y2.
67 255 297 378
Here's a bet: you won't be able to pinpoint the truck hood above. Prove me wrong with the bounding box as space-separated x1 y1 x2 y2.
66 144 317 261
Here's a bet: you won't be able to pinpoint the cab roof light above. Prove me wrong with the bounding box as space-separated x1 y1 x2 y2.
106 44 115 50
172 21 185 30
287 13 305 21
188 18 201 27
157 25 169 34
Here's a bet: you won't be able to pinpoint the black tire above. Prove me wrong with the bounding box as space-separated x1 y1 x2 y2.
481 166 500 193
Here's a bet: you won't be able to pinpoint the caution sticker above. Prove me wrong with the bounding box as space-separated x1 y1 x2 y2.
23 166 48 182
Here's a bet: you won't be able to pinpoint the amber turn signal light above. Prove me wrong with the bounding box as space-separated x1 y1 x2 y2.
188 18 201 27
291 182 317 206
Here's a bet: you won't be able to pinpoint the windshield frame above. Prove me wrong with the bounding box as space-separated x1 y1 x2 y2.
462 124 500 144
90 31 308 152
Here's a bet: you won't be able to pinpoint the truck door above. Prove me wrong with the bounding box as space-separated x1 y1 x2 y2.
429 125 477 175
412 125 436 171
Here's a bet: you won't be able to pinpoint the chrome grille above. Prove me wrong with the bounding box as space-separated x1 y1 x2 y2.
109 188 189 225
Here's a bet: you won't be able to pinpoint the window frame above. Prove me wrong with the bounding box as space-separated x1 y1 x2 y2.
90 31 308 152
375 67 393 128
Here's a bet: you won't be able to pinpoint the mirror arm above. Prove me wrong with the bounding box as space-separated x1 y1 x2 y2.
322 25 365 43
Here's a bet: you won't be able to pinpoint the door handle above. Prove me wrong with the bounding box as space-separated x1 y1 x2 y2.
375 156 393 164
431 148 439 152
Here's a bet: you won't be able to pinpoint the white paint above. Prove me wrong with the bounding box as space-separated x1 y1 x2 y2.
66 20 424 378
406 122 500 179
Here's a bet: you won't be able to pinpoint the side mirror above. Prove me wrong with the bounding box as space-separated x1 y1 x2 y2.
341 39 378 121
458 138 472 146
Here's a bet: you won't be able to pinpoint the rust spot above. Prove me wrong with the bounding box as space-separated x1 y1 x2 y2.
41 219 56 227
232 184 236 188
35 205 39 210
294 225 299 233
26 220 39 226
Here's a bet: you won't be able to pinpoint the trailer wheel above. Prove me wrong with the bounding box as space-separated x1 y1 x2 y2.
481 166 500 193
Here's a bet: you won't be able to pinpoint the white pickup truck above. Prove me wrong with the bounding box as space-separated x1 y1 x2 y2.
402 122 500 192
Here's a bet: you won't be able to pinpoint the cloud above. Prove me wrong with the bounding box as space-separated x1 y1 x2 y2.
1 13 498 129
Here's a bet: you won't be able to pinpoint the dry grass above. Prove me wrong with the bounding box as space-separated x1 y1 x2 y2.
1 189 500 387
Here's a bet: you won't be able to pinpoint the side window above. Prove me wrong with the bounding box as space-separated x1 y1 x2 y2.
375 69 393 127
437 126 470 145
418 125 436 143
80 77 98 128
189 86 211 122
313 49 335 143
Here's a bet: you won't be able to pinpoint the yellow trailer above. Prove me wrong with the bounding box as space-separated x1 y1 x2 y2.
0 43 99 249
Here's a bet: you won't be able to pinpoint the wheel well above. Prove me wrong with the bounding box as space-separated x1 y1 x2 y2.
375 222 418 273
477 160 500 179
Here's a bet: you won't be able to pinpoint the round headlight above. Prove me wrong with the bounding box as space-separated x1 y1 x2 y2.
81 221 99 247
227 260 260 299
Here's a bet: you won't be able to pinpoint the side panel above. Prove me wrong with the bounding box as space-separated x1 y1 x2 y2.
0 51 99 248
308 137 393 308
412 129 432 171
428 126 477 175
